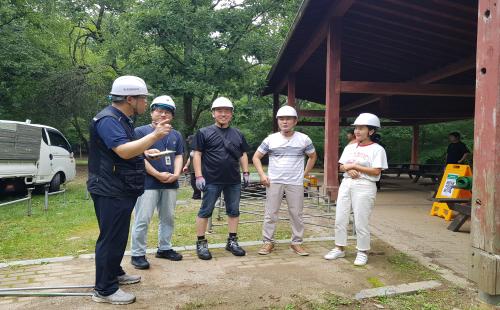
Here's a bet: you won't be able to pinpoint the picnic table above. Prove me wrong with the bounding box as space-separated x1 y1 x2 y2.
433 198 472 232
384 163 444 183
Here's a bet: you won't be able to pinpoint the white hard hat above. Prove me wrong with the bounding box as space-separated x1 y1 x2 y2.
352 113 381 128
211 97 234 110
276 106 298 118
110 75 150 96
150 95 176 113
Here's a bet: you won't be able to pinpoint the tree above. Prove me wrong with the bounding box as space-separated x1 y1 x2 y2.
128 0 300 136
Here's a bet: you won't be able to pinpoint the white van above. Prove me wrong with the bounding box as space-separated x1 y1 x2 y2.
0 120 76 194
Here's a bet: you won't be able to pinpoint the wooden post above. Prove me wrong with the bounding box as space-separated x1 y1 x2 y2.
324 19 342 199
273 93 279 133
287 74 296 108
469 0 500 304
411 125 419 169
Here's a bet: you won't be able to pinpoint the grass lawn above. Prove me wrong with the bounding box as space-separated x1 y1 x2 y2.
0 164 310 262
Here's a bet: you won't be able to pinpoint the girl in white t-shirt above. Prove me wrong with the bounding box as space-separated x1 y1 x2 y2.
324 113 388 266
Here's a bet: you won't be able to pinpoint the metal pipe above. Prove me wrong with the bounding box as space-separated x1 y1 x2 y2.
0 285 94 292
47 189 66 196
44 184 49 211
27 187 33 216
0 197 30 207
0 292 94 297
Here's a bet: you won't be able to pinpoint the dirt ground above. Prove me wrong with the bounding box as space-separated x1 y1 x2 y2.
1 239 478 310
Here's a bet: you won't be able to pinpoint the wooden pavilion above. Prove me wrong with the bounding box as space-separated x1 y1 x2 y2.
263 0 500 304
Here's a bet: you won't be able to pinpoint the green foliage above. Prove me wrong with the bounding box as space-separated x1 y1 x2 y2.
0 0 300 147
378 120 474 164
0 0 474 165
0 169 297 261
367 277 385 288
387 252 439 280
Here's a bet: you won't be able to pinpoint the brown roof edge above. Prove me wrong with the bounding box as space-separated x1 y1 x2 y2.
261 0 311 96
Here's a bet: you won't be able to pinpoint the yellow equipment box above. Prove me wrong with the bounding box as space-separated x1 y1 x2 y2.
430 164 472 221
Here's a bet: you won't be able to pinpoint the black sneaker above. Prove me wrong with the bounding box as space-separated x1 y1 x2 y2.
131 256 150 270
196 239 212 260
226 237 246 256
156 249 183 261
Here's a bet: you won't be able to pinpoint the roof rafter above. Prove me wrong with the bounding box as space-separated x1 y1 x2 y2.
342 56 475 111
274 0 356 93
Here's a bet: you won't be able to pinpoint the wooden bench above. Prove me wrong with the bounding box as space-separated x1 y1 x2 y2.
383 163 414 178
412 164 444 183
433 198 471 232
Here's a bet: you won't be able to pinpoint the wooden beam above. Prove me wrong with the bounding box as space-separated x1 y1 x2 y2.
469 0 500 300
411 125 420 165
357 1 475 38
381 115 472 120
344 56 406 75
287 74 296 107
297 121 326 126
432 0 477 15
343 43 430 66
324 18 342 198
347 19 468 53
299 110 325 117
342 57 475 111
344 26 460 58
273 93 279 132
384 0 476 26
346 35 443 62
275 0 355 93
298 119 470 127
349 10 471 46
340 81 475 97
413 56 475 83
300 111 472 120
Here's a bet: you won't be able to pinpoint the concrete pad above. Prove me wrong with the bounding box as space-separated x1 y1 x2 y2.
0 240 439 309
355 280 442 300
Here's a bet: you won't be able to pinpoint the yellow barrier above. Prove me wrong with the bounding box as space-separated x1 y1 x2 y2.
430 164 472 221
304 175 318 188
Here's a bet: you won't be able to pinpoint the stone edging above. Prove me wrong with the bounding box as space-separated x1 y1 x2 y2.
0 236 346 269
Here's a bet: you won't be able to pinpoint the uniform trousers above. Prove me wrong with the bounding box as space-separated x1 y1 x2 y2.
91 194 137 296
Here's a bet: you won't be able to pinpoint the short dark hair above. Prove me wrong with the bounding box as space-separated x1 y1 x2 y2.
449 132 461 139
347 129 354 135
111 95 126 103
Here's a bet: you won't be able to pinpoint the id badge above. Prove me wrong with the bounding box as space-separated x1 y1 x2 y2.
165 155 171 166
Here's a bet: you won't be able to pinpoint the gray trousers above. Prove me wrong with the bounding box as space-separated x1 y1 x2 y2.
130 189 177 256
262 183 304 244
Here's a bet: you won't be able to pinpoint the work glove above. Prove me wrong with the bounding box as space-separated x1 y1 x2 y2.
195 176 206 191
242 172 250 188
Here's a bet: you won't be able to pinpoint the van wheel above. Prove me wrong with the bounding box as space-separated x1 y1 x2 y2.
49 173 61 192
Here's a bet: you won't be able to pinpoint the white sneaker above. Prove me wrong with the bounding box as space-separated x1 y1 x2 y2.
117 273 141 285
92 288 136 304
354 251 368 266
324 248 345 260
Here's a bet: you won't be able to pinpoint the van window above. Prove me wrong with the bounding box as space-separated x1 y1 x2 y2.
47 129 72 152
42 128 48 144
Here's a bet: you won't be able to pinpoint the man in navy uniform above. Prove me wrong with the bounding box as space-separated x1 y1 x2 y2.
87 75 171 304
